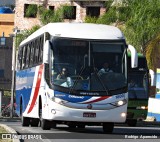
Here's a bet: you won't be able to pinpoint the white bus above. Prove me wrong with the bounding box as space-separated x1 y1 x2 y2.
16 23 138 133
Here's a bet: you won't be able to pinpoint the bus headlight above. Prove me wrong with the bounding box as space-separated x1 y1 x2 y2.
54 98 62 104
121 112 126 117
117 100 124 106
51 97 67 105
113 99 127 106
136 106 148 110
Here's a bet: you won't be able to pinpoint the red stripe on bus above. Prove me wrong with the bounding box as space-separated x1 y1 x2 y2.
27 64 44 114
83 96 110 104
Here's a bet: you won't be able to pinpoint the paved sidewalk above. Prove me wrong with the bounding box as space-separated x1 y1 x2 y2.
0 117 21 122
0 123 20 142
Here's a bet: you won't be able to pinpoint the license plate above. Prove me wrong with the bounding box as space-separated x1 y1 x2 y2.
83 112 96 118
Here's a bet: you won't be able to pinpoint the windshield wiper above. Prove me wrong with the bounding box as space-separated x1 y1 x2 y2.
92 66 110 95
69 66 85 94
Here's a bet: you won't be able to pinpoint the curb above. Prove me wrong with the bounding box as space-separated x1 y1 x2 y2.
138 121 160 127
0 124 20 142
0 117 21 122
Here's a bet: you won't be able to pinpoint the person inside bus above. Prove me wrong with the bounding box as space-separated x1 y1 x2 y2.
57 67 69 80
98 62 113 76
128 79 138 88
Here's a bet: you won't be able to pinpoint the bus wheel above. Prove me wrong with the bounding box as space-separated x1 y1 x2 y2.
20 103 30 126
77 124 85 129
30 118 39 127
127 119 137 127
68 124 76 129
103 122 114 134
41 118 51 130
51 121 57 128
21 116 30 126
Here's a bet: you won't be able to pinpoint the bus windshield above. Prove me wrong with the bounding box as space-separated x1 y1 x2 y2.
51 38 127 93
128 72 148 99
128 56 149 99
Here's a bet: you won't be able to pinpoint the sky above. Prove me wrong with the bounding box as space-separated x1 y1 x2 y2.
156 73 160 93
0 0 15 6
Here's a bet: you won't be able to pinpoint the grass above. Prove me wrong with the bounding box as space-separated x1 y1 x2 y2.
0 126 12 142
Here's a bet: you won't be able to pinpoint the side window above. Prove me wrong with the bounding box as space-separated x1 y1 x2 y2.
35 39 39 64
26 44 31 68
30 42 34 67
33 40 37 65
39 37 43 63
22 46 27 69
17 47 23 70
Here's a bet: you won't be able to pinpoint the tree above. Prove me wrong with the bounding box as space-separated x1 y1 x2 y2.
84 0 160 96
38 6 64 25
121 0 160 54
16 25 40 48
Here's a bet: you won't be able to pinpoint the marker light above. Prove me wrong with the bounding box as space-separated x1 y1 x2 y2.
51 109 56 114
117 100 124 106
121 112 126 117
136 106 148 110
54 98 62 104
114 99 127 106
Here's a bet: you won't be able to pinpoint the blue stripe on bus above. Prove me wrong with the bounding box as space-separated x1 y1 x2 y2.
54 91 92 103
156 94 160 99
16 67 36 116
147 112 160 121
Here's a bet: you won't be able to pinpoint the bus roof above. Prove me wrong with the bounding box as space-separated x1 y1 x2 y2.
20 23 125 46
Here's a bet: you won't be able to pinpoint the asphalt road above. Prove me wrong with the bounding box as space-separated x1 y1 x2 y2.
0 121 160 142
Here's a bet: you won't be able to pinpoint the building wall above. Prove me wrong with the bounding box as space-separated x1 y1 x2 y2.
15 0 107 30
0 37 12 90
0 14 14 37
0 0 15 6
0 13 14 90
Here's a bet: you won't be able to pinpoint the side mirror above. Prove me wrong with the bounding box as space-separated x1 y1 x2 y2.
128 45 138 68
43 40 51 64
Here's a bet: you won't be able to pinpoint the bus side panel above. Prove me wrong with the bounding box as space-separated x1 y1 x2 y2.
16 67 36 116
22 65 44 118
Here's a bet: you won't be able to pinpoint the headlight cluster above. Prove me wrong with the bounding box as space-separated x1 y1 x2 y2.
111 99 127 106
136 106 148 110
49 96 67 105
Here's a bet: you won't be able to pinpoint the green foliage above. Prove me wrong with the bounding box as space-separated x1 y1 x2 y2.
16 25 40 48
116 6 131 22
117 0 160 69
4 91 11 97
146 33 160 70
85 16 98 23
63 6 75 19
39 4 76 25
120 0 160 50
84 6 117 25
96 7 117 24
39 6 63 25
25 4 37 18
104 0 114 9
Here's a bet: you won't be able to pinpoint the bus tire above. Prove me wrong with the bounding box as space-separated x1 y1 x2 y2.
77 124 85 129
103 122 114 134
41 118 51 130
20 101 30 127
21 116 30 127
30 118 39 127
127 119 137 127
68 124 76 129
51 121 57 128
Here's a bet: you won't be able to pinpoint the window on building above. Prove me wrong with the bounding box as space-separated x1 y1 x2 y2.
63 6 76 19
49 6 54 11
0 69 4 77
86 7 100 17
0 37 6 46
24 4 38 18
